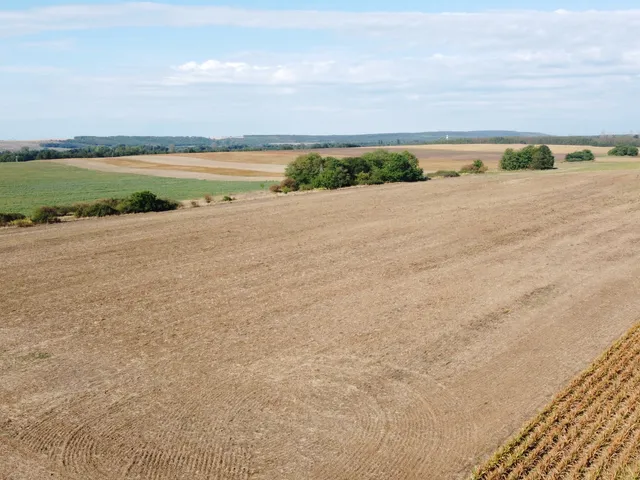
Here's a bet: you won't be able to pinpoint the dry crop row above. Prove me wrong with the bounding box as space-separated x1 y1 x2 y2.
473 324 640 480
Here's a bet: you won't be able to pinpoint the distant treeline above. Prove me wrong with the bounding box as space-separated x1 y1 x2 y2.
430 135 640 147
41 131 540 150
0 145 173 162
42 136 215 148
0 143 365 163
4 133 639 163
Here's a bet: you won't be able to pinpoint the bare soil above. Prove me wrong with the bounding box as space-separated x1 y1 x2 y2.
2 170 640 479
0 140 51 152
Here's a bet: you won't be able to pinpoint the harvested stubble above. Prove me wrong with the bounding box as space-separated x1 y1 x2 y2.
473 324 640 480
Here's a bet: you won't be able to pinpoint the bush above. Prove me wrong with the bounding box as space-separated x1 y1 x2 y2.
313 157 353 189
74 199 121 218
608 145 639 157
500 145 555 170
269 177 299 193
0 212 25 226
355 171 382 185
49 204 77 216
11 218 34 228
284 149 425 190
204 194 213 204
565 150 596 162
117 191 179 214
284 152 326 187
365 150 426 183
431 170 460 178
460 160 488 174
280 177 298 191
222 195 235 202
530 145 555 170
190 200 199 208
31 206 61 224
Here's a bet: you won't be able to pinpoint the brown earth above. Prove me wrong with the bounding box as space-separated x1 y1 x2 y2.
101 157 282 178
2 169 640 479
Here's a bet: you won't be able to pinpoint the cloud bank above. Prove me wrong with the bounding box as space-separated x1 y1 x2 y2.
1 3 640 136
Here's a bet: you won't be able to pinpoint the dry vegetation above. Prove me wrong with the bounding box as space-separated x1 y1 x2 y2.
474 324 640 480
3 169 640 479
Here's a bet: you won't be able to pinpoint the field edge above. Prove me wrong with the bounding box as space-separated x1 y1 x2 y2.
471 323 640 479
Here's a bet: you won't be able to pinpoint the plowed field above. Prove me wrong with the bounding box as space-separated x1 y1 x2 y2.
2 169 640 479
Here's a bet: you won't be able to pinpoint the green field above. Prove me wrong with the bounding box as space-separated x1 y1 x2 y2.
0 161 272 215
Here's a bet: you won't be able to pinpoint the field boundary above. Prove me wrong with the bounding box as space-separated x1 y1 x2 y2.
472 323 640 479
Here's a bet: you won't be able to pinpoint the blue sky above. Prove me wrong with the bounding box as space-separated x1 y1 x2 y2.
1 1 640 138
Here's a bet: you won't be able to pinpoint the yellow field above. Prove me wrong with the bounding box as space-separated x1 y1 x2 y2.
473 324 640 479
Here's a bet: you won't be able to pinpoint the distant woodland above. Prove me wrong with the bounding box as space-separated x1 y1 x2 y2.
2 132 639 162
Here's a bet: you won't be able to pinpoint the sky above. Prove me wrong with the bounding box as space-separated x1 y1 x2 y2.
1 1 640 139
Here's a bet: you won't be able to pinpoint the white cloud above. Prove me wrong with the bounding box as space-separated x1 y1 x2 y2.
2 3 640 46
2 3 640 136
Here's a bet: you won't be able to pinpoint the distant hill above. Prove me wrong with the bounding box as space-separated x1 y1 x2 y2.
38 131 543 149
213 131 544 147
42 136 214 149
10 132 640 153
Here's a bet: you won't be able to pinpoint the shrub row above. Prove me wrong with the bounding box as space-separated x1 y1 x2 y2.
500 145 555 171
282 150 426 191
565 149 595 162
608 145 639 157
431 170 460 178
460 160 489 174
30 191 179 224
0 212 26 226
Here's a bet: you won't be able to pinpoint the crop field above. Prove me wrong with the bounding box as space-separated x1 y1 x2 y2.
53 144 620 182
474 324 640 479
0 161 270 214
3 168 640 479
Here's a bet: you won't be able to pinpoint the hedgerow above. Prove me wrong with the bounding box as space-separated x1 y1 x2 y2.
0 212 25 226
608 145 639 157
500 145 555 171
565 150 596 162
282 149 427 191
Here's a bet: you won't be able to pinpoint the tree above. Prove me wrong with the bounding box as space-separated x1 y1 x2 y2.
500 145 555 170
529 145 555 170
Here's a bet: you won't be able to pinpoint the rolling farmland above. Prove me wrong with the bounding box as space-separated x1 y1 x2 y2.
3 168 640 479
51 144 620 183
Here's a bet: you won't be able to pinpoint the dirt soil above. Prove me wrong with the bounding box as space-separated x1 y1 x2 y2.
2 170 640 479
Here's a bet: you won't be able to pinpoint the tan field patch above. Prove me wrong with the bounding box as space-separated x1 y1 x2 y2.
52 145 635 180
102 157 282 177
474 324 640 479
3 170 640 479
188 144 615 172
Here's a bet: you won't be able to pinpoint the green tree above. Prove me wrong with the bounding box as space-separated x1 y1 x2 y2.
529 145 555 170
